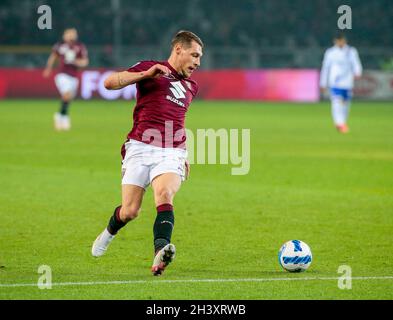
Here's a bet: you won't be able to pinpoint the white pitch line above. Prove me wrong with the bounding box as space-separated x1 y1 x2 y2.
1 276 393 288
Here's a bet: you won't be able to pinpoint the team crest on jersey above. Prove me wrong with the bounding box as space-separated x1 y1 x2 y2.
185 81 192 90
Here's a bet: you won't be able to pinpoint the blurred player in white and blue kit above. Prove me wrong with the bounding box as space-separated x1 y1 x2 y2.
320 34 362 133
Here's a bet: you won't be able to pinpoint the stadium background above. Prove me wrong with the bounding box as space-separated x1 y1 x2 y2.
0 0 393 300
0 0 392 100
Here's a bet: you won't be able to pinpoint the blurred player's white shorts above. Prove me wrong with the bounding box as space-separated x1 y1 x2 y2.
121 139 188 189
54 73 79 98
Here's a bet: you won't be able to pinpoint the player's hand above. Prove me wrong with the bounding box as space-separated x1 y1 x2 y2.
42 68 52 78
75 58 89 68
145 64 171 79
354 75 362 81
320 87 327 94
185 159 190 180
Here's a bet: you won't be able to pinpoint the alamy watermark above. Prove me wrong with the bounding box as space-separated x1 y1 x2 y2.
337 5 352 30
135 122 251 175
37 5 52 30
186 128 250 175
337 265 352 289
37 265 52 289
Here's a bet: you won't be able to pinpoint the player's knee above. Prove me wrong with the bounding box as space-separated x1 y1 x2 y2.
62 92 73 102
120 205 140 221
155 187 175 203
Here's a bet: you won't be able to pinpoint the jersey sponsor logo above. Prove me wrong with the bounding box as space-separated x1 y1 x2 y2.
169 81 186 99
166 95 185 107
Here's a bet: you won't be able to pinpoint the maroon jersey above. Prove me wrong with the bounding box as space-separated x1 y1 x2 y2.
52 41 88 77
125 60 198 149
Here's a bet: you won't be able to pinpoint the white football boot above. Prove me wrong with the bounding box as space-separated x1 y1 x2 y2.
54 113 63 131
151 243 176 276
91 229 115 257
61 115 71 130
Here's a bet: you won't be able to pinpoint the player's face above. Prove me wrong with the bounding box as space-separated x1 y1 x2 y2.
63 29 78 43
334 38 347 48
178 41 203 78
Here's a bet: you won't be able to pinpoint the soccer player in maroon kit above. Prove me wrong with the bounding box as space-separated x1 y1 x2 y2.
91 31 203 276
43 28 89 131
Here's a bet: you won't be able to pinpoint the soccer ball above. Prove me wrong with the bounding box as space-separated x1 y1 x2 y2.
278 240 312 272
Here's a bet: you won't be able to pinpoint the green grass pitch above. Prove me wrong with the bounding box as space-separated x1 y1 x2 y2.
0 99 392 299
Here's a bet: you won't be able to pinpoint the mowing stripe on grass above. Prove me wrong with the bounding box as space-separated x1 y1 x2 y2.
1 276 393 288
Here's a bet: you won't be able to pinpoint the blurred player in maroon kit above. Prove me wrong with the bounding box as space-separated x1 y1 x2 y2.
43 28 89 131
91 30 203 276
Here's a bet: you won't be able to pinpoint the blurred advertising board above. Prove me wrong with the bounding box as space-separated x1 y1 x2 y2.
1 68 322 102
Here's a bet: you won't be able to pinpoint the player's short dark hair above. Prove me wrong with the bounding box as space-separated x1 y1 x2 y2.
334 33 347 40
171 30 204 49
63 27 77 34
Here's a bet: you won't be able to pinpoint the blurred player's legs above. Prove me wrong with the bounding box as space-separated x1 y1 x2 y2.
54 73 79 131
91 184 144 257
330 88 351 133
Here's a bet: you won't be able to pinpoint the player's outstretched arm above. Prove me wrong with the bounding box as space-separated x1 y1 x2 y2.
104 64 171 90
319 50 330 91
43 52 58 78
75 57 89 68
352 48 363 80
